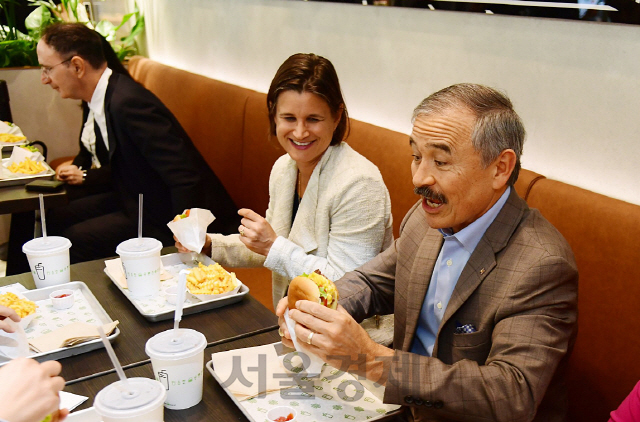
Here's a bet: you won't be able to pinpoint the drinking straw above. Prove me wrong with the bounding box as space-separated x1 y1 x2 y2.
138 193 143 240
173 270 189 334
38 193 47 239
97 326 132 392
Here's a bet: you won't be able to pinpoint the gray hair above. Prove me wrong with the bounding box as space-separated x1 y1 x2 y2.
412 83 525 186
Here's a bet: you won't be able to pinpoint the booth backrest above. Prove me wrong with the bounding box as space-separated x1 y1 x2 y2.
526 178 640 421
127 56 640 421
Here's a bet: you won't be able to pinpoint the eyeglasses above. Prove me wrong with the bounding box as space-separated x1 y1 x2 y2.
40 58 72 77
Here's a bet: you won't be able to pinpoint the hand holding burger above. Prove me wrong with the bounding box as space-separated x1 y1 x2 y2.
287 270 339 310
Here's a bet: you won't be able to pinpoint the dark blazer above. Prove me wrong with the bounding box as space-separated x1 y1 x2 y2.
103 73 240 235
338 189 579 422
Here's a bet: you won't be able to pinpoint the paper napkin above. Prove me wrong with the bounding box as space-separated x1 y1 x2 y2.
29 321 119 353
104 257 171 289
211 342 297 401
167 208 215 253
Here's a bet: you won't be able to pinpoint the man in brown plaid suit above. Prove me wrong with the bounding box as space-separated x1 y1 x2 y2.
277 83 578 422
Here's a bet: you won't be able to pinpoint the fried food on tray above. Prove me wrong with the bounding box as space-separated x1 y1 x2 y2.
0 133 26 143
0 292 37 318
186 263 238 295
7 157 46 174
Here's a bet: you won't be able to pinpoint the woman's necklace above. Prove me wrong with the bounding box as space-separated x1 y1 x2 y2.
297 171 303 198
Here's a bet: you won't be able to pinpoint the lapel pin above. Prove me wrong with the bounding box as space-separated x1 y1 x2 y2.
480 268 485 275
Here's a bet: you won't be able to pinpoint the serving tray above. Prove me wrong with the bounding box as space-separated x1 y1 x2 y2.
104 253 249 322
207 343 400 422
0 281 120 365
0 157 55 187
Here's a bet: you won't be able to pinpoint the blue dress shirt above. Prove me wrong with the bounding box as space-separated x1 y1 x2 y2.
410 187 511 356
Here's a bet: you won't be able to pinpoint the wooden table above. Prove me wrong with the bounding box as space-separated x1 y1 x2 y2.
64 330 406 421
0 256 279 382
0 184 68 275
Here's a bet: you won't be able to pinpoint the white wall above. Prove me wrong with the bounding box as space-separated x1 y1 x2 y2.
1 68 82 162
139 0 640 205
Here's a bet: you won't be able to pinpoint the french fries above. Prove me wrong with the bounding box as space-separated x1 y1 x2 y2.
0 133 26 143
186 263 238 295
7 157 46 174
0 292 37 318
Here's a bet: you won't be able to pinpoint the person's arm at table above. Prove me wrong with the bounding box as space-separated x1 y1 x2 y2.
0 358 68 422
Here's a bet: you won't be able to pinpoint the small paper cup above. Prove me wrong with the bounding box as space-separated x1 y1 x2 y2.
49 289 75 310
164 285 187 306
267 406 297 422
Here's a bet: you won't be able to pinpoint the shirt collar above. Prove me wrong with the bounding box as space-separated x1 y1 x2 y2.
88 67 112 116
438 186 511 253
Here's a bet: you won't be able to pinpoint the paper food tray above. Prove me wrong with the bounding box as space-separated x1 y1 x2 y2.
104 253 249 322
0 281 120 365
0 157 55 186
206 355 400 422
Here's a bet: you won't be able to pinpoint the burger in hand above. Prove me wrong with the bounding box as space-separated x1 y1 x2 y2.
172 209 191 222
288 270 339 310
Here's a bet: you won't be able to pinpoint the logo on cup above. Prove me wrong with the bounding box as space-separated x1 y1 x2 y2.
158 370 169 390
35 263 45 280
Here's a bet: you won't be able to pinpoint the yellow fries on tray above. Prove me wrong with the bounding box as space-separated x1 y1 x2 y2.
0 133 26 143
7 157 46 174
0 292 37 318
186 263 238 295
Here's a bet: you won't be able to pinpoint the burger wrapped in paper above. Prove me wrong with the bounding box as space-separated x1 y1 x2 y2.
287 270 338 310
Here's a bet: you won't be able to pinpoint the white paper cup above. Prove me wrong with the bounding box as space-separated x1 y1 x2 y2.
145 328 207 410
93 377 166 422
22 236 71 289
116 238 163 298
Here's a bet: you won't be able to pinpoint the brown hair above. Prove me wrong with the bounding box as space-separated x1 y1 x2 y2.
267 53 349 146
413 83 525 186
41 23 106 70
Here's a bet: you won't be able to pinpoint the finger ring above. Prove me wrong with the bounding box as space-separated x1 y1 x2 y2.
306 331 315 345
239 227 245 236
278 327 284 337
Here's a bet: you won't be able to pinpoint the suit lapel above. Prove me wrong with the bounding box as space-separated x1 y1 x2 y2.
288 146 336 253
103 74 117 158
439 189 528 331
402 219 443 351
269 159 297 239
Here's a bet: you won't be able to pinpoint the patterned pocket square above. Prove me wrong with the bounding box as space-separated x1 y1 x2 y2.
455 322 477 334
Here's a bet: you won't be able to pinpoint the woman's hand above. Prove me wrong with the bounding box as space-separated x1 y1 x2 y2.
56 164 84 185
174 235 212 256
237 209 277 256
0 305 20 333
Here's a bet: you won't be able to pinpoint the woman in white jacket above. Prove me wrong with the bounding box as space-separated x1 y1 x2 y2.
177 53 393 312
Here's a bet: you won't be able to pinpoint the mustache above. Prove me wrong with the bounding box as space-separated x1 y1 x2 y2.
414 186 447 204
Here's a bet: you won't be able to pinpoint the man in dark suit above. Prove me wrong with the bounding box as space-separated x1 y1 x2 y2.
36 23 240 263
278 84 579 421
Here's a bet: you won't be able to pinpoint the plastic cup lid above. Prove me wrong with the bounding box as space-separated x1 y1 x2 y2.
22 236 71 255
116 237 162 257
94 378 165 417
145 328 206 360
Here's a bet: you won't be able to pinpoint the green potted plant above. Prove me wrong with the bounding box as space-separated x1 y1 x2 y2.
0 0 39 67
0 0 144 69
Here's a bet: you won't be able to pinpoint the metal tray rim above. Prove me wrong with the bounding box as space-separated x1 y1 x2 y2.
104 253 250 322
0 281 119 365
205 358 395 422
